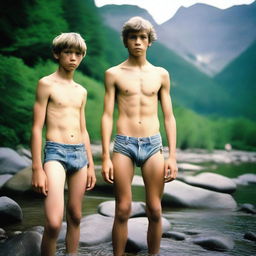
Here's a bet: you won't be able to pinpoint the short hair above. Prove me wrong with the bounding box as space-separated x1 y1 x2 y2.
122 16 157 45
52 32 87 56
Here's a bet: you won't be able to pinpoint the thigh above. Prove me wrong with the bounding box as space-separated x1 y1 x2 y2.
112 152 134 202
44 161 66 220
66 166 87 209
141 152 165 203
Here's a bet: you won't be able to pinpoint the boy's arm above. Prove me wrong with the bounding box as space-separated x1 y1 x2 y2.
159 68 178 182
101 69 116 184
80 89 96 191
31 79 50 195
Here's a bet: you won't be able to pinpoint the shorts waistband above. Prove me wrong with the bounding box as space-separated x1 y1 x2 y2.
45 141 85 150
115 133 161 143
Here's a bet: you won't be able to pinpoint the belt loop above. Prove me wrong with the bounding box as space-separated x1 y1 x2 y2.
125 136 129 144
149 136 152 144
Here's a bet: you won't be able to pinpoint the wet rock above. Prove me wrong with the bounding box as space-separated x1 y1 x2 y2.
0 196 23 225
98 200 146 218
162 180 237 209
244 231 256 241
0 231 42 256
0 174 13 188
238 203 256 214
0 147 30 175
125 217 170 253
181 172 237 193
162 231 186 240
58 214 114 245
2 166 34 194
192 235 234 251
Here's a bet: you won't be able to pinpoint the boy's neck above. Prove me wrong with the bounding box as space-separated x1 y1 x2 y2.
127 54 148 68
57 66 74 82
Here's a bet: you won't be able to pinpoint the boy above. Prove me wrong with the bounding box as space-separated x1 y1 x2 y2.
31 32 96 256
101 17 178 256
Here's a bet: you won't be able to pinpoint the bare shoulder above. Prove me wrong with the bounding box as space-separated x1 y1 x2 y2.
105 65 121 78
74 82 87 95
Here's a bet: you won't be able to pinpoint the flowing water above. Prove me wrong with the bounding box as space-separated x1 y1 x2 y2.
2 162 256 256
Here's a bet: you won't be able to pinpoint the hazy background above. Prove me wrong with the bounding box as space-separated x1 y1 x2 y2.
0 0 256 151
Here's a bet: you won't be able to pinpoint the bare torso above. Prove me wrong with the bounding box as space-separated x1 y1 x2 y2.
43 75 86 144
113 62 164 137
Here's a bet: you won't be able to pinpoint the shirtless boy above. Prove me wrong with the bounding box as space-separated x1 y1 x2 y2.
101 17 178 255
31 32 96 256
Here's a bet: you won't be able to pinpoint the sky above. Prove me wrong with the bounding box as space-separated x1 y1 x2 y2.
94 0 255 24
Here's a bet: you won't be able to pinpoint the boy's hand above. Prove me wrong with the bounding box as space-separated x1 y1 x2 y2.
164 157 178 183
32 168 48 196
86 164 96 191
101 158 114 184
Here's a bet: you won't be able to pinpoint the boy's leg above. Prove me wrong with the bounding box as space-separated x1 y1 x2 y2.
41 161 66 256
141 152 165 255
112 152 134 256
65 166 87 254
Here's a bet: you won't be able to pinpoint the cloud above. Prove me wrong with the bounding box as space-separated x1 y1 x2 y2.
94 0 255 24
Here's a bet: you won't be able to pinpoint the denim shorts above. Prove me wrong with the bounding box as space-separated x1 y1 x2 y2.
44 141 88 174
113 133 163 167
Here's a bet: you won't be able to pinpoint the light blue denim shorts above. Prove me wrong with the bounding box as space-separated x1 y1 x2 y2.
113 133 163 167
44 141 88 174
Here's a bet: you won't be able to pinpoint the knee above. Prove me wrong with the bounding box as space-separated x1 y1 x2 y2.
45 218 62 238
67 207 82 226
115 202 131 222
147 204 162 222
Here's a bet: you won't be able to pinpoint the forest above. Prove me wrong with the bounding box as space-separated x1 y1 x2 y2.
1 0 256 151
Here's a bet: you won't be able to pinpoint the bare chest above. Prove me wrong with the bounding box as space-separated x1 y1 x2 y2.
49 85 84 109
116 71 162 97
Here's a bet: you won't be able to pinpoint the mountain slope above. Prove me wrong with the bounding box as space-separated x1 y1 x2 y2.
215 40 256 119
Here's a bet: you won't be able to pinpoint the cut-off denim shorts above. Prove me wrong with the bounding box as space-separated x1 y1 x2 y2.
113 133 163 167
44 141 88 174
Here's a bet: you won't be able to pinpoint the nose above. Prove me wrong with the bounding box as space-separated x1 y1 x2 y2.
135 37 141 45
70 53 76 60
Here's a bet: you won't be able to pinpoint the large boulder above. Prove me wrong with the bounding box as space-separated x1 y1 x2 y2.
0 174 13 189
0 231 42 256
0 196 23 225
232 173 256 185
0 147 30 175
2 166 33 194
58 214 114 245
125 217 170 253
98 200 146 218
192 235 234 251
162 180 237 209
181 172 237 193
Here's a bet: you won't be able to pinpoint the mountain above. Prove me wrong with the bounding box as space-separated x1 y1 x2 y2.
215 40 256 120
98 2 256 76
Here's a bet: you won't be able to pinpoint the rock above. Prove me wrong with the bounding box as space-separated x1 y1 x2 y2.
29 226 44 235
98 200 146 218
162 180 237 209
0 228 7 241
0 231 42 256
0 196 23 225
162 231 186 240
181 172 237 193
16 147 32 159
236 173 256 185
58 214 114 245
0 147 30 174
177 163 204 171
0 174 13 188
238 203 256 214
125 217 170 253
192 235 234 251
2 166 34 194
244 231 256 241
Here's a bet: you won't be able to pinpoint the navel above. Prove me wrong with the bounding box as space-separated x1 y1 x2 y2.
125 89 129 93
70 134 74 138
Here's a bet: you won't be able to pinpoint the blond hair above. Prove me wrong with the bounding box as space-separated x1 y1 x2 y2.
122 16 157 45
52 32 87 56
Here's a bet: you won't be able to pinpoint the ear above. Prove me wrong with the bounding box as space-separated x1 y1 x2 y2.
148 42 152 47
53 52 59 60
